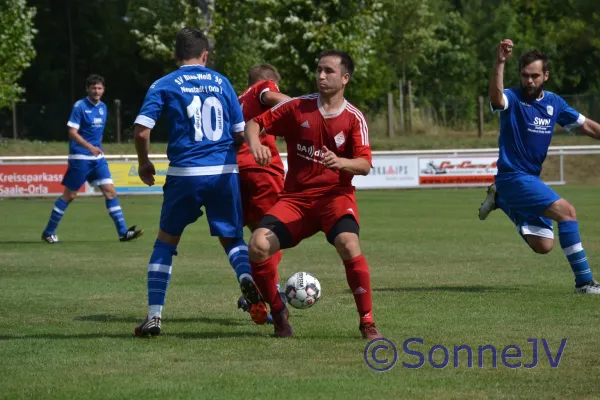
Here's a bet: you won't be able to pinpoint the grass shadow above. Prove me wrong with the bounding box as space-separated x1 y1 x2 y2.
0 331 264 341
373 285 522 293
74 314 248 326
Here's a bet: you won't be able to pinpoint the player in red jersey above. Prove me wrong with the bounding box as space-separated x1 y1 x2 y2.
235 64 290 324
244 50 383 339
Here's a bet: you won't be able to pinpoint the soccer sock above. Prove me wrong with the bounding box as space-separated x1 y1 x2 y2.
343 254 374 325
43 197 69 235
147 239 178 319
106 198 128 237
273 250 283 292
224 239 251 282
251 256 284 313
558 221 593 285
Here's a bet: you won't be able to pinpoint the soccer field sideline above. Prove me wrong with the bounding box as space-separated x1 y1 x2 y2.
2 186 600 399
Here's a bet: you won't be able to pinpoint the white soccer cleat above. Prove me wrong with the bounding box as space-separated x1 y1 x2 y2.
478 183 497 220
575 280 600 295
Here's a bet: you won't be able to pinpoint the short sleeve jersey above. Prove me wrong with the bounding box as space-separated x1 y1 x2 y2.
254 94 371 196
492 88 585 176
237 80 284 175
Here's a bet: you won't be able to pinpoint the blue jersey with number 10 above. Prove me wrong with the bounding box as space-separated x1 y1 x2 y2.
135 65 245 169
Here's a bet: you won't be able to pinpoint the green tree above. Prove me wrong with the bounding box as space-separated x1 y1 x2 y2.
126 0 208 71
0 0 37 109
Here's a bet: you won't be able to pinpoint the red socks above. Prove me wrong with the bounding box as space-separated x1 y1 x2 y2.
251 252 284 313
343 254 374 325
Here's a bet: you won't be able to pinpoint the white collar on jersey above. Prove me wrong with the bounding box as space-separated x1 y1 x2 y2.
317 95 347 119
179 64 206 68
535 91 545 101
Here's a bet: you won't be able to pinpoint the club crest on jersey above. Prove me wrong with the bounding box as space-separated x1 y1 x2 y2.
99 108 104 116
547 105 553 116
334 131 345 148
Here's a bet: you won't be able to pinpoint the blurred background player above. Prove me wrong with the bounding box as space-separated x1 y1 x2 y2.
132 28 267 337
245 50 382 339
479 39 600 294
41 74 143 244
235 64 290 321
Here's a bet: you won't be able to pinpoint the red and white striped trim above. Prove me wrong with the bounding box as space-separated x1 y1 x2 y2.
346 103 369 146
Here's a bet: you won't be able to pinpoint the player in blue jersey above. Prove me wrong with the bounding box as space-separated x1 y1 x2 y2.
41 75 143 244
479 39 600 294
132 28 269 337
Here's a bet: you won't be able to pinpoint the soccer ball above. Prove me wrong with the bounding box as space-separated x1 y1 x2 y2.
284 272 321 309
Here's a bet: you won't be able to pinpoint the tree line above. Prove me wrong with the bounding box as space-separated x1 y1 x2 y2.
2 0 600 140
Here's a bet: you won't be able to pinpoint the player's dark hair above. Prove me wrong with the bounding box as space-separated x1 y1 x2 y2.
318 50 355 78
86 74 105 88
175 27 209 61
519 50 549 73
248 64 281 86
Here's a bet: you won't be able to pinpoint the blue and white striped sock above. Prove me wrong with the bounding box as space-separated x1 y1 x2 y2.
559 221 593 285
224 239 251 282
43 197 69 235
147 239 178 319
106 198 127 237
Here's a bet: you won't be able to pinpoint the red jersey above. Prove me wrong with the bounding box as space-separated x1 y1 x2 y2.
254 94 371 196
237 80 284 175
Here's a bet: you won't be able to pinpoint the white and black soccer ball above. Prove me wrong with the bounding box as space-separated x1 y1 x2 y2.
285 272 321 309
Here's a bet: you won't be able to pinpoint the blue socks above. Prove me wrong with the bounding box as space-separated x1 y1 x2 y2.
558 221 592 285
106 198 127 237
43 197 69 234
147 239 178 318
224 238 252 282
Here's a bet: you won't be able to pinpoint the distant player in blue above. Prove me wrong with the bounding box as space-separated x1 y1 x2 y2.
132 28 268 337
41 75 143 244
479 39 600 294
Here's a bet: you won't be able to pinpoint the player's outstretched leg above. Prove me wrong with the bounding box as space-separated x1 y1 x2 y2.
478 183 497 220
237 250 286 324
221 237 269 325
98 184 143 242
545 199 600 294
42 188 79 243
135 238 177 337
249 226 293 337
42 196 71 243
329 216 382 340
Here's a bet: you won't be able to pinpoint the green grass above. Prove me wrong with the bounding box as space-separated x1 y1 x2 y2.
1 133 598 156
2 187 600 399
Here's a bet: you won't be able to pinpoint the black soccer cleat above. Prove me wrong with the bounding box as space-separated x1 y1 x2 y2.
134 316 161 337
41 232 59 244
120 225 144 242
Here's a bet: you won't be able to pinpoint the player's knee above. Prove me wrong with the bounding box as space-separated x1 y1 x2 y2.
564 203 577 221
334 233 361 259
249 229 272 262
101 185 117 200
62 190 77 202
529 239 554 255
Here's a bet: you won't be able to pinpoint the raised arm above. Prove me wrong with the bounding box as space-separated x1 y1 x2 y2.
489 39 513 110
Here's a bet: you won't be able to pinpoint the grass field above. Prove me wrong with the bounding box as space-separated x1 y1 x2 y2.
2 187 600 399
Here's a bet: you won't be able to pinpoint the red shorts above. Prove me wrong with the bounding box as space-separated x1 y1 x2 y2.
239 169 284 227
265 192 360 248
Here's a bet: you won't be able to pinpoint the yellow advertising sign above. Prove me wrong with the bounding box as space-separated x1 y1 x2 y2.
108 162 169 193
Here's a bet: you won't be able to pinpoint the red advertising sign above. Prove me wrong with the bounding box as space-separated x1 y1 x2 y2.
0 163 84 197
418 156 497 185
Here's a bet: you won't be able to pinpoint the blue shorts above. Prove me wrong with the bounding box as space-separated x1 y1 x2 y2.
62 158 113 191
495 173 560 239
159 174 243 238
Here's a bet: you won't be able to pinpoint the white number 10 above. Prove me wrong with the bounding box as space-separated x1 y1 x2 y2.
186 95 224 142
